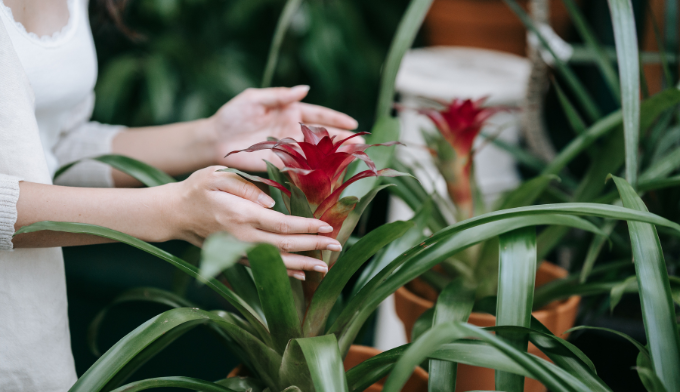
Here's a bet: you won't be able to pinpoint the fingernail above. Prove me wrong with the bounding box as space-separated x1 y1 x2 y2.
294 272 306 281
257 193 276 208
292 85 310 93
327 244 342 252
318 225 334 233
314 265 328 273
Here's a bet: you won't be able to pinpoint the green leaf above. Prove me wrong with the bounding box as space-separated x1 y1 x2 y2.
334 184 393 250
352 199 431 296
607 0 641 186
303 221 413 337
411 308 434 343
223 264 266 324
612 175 680 390
384 322 588 392
333 214 603 354
580 220 617 283
429 278 475 392
291 335 349 392
15 222 270 344
567 326 650 361
199 233 254 281
332 201 680 352
109 376 237 392
375 0 434 120
640 148 680 182
54 154 176 187
609 275 637 312
87 287 195 357
553 78 589 136
345 345 410 392
484 326 609 391
248 243 302 353
215 377 266 392
290 183 314 218
560 0 621 100
70 308 282 392
261 0 303 88
542 88 680 177
503 0 601 121
496 175 559 210
265 160 291 214
636 351 669 392
495 227 536 392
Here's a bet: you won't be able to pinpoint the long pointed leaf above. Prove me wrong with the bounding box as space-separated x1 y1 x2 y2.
54 154 176 187
15 222 270 343
495 227 536 392
303 221 413 337
612 175 680 390
109 376 237 392
608 0 641 186
293 335 349 392
248 243 302 353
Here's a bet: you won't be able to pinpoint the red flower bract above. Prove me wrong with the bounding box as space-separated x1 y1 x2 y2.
226 124 403 222
418 97 505 158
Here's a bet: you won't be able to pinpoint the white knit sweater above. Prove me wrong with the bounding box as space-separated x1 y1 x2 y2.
0 0 124 389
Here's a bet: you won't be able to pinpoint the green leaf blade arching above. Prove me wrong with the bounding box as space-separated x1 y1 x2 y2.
287 335 349 392
495 227 537 392
247 243 302 353
428 278 475 392
607 0 640 187
69 308 282 392
261 0 303 88
15 221 271 344
54 154 176 187
109 376 237 392
612 175 680 391
303 220 413 337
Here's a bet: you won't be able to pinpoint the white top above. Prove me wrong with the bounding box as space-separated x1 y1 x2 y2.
0 0 123 187
0 0 125 389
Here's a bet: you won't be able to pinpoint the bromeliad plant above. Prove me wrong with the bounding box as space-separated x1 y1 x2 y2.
418 97 507 220
221 123 408 301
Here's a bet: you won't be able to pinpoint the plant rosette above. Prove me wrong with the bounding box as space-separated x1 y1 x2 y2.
222 123 411 299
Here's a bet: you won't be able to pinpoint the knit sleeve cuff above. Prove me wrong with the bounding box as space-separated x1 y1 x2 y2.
0 175 22 250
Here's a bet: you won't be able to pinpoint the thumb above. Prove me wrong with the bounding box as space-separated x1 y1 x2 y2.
252 85 310 107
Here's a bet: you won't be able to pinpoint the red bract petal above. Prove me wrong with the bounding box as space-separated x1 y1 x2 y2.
220 168 291 197
297 142 326 169
272 146 310 169
418 109 451 136
313 168 410 219
318 197 359 242
225 141 278 157
300 124 329 144
332 131 371 152
351 151 377 174
287 169 331 207
317 136 335 155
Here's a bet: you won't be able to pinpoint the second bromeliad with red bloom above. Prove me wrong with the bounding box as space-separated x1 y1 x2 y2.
224 123 408 255
418 97 507 220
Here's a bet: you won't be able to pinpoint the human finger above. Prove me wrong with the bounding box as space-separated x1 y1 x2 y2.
212 169 276 208
256 231 342 253
255 210 334 234
282 253 328 274
245 85 310 107
300 102 358 130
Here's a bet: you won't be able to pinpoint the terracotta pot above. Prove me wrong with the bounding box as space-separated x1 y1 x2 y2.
394 262 580 392
226 344 428 391
424 0 574 56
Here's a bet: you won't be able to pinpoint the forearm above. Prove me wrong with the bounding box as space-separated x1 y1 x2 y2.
12 181 178 248
111 118 217 187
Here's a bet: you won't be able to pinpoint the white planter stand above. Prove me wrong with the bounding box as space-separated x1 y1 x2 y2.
374 47 531 351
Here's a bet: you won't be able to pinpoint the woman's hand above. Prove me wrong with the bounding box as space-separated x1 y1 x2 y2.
210 86 363 171
170 166 336 278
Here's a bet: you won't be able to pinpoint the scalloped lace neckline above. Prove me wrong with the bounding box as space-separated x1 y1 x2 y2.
0 0 76 44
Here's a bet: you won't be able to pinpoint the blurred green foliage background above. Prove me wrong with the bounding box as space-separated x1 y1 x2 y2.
89 0 412 130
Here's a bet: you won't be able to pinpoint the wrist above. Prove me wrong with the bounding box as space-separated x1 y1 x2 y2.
194 117 220 164
146 182 186 243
